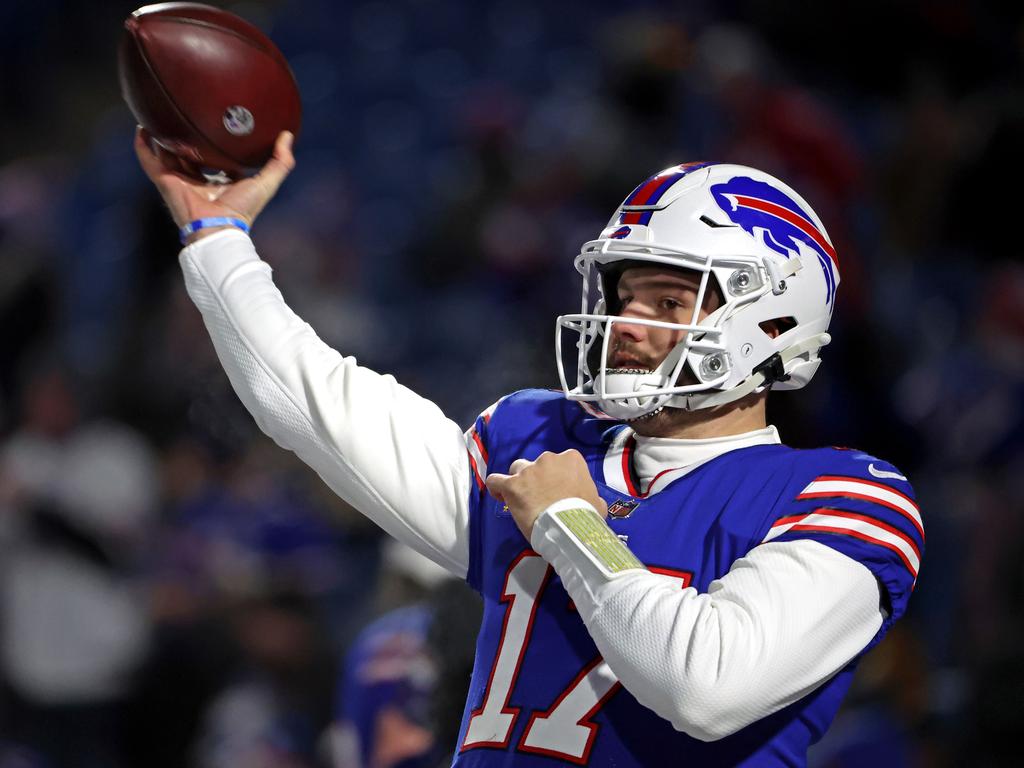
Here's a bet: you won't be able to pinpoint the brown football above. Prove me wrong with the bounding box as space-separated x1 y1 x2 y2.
119 2 301 178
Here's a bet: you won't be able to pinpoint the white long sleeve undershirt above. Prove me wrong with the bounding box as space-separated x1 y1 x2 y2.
180 229 884 740
531 499 882 740
180 229 472 577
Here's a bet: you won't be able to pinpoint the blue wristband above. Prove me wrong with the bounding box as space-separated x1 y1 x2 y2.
179 217 250 244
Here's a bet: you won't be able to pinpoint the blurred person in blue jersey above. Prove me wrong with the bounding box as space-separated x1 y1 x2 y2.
328 541 482 768
327 541 449 768
134 130 923 766
331 603 436 768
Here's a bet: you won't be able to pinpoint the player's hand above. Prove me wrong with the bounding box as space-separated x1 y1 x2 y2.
486 450 608 542
133 126 295 243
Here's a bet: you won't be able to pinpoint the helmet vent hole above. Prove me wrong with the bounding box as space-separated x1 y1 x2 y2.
759 317 797 338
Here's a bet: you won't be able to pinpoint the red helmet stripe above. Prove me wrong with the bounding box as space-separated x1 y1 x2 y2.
732 194 839 268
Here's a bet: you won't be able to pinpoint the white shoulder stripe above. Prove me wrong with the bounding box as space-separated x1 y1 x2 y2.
465 427 488 482
464 398 506 483
800 478 923 538
764 512 920 578
602 427 632 496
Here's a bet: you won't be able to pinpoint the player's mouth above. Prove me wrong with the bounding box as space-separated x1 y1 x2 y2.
607 354 653 372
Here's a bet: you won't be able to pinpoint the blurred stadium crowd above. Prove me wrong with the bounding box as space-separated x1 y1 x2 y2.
1 1 1022 766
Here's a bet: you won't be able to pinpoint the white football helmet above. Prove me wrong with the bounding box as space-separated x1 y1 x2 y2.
556 162 839 420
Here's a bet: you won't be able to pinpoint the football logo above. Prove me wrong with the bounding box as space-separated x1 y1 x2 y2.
607 499 639 519
223 105 255 136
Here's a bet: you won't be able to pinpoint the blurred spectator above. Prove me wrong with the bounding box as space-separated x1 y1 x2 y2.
330 604 437 768
125 436 381 768
0 361 156 768
327 542 481 768
190 591 335 768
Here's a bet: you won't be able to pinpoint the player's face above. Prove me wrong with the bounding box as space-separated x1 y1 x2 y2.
608 266 721 371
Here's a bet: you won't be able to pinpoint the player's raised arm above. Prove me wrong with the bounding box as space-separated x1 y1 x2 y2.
135 130 473 577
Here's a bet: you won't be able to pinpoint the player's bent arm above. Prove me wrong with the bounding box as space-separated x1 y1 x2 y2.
179 229 472 577
531 499 883 742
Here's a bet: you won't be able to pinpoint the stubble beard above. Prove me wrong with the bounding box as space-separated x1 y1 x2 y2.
627 404 698 437
626 390 769 439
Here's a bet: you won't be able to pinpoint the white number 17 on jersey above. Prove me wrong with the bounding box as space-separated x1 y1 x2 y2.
462 551 691 764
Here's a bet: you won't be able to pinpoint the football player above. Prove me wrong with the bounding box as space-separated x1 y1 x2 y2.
135 130 922 766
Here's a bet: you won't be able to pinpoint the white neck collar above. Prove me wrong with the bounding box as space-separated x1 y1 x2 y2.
602 425 781 498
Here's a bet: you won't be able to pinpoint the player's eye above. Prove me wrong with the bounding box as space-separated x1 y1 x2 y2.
617 294 633 308
660 297 684 311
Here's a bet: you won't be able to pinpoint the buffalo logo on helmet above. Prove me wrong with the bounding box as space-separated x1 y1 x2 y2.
709 176 839 306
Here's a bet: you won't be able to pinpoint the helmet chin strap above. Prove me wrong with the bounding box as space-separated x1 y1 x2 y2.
669 333 831 411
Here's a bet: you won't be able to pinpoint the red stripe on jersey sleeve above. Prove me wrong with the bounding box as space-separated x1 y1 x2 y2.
468 450 485 490
773 509 921 561
778 523 917 577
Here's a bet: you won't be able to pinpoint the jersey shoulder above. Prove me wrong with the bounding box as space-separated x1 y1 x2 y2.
478 389 619 462
762 445 922 628
778 448 925 514
785 445 916 499
488 388 609 424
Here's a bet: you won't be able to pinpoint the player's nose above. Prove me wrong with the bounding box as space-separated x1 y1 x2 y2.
613 323 646 345
611 310 649 344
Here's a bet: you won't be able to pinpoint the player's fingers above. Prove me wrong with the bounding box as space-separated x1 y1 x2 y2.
275 130 296 167
135 127 196 190
171 151 203 180
150 141 196 180
256 131 296 194
509 458 533 475
556 449 589 473
484 473 511 500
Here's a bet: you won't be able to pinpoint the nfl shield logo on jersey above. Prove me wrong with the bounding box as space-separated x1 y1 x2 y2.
607 499 639 519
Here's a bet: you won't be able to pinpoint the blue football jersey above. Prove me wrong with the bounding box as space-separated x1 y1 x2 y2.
454 390 922 767
338 605 436 768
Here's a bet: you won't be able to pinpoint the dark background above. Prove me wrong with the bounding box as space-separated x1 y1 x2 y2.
1 1 1022 766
